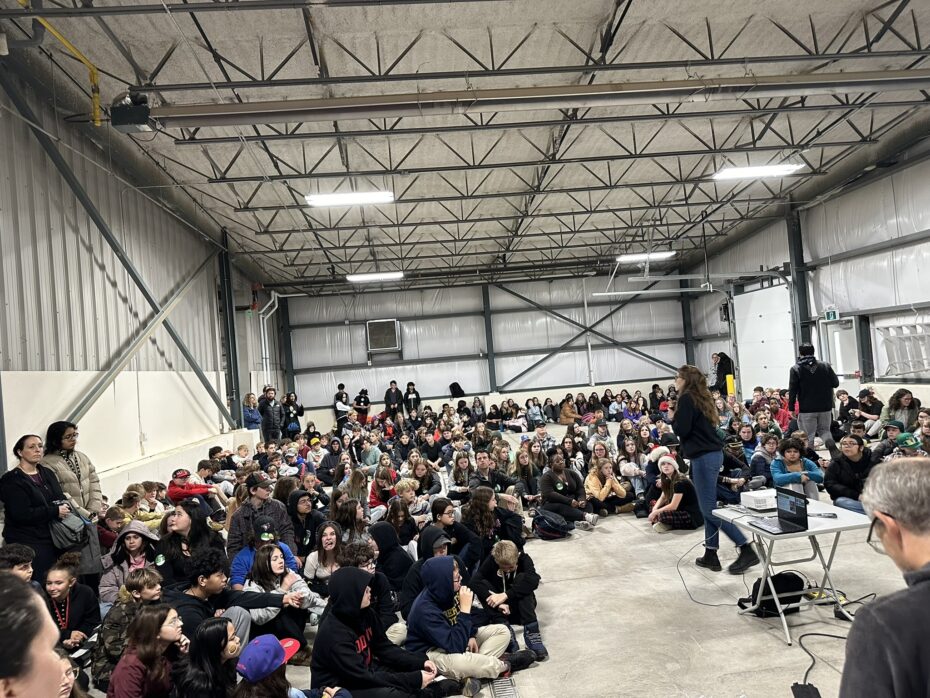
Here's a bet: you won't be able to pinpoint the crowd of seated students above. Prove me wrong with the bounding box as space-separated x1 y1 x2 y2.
1 380 927 697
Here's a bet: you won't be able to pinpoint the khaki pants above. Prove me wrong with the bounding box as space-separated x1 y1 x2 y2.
426 623 510 680
386 621 407 646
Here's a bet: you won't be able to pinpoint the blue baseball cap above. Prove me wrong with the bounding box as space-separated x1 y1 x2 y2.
236 635 300 683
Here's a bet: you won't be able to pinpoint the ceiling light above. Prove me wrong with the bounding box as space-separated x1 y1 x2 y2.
346 271 404 283
306 191 394 207
615 251 677 263
713 164 804 180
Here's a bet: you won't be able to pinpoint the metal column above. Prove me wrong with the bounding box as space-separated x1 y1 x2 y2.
786 209 813 347
278 297 296 394
680 279 696 365
218 229 242 427
857 315 876 381
481 285 498 392
0 63 238 429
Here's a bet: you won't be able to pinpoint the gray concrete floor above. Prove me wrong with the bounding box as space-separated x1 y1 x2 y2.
277 513 905 698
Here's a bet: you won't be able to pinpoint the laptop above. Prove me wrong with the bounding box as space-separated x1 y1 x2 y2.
747 487 809 535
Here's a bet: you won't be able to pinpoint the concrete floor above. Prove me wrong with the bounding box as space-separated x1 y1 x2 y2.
278 512 905 698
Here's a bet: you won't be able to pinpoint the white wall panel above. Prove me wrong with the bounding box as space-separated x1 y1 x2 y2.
492 312 553 352
892 159 930 236
692 292 727 337
703 220 789 275
807 251 897 314
292 325 367 368
891 239 930 306
401 317 485 358
289 287 483 325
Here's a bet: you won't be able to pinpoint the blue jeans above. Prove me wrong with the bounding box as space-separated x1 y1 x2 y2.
834 497 865 514
690 450 747 550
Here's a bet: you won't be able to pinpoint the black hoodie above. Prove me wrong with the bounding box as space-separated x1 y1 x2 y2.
165 585 284 636
370 521 414 593
788 355 839 413
287 489 326 559
311 567 426 692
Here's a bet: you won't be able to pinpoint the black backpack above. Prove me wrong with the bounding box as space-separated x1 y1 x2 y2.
738 571 807 617
532 509 573 540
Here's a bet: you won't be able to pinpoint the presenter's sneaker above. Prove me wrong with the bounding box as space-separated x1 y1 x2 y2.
728 544 761 574
523 622 549 661
695 549 722 572
501 649 537 673
652 522 672 533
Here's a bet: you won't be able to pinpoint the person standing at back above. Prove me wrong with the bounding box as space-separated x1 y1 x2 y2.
670 365 759 575
787 343 840 459
259 387 285 443
385 380 404 420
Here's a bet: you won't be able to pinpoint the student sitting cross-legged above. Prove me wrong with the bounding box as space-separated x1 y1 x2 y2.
647 455 704 533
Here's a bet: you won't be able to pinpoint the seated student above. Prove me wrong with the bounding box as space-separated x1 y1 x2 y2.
393 478 431 526
167 468 224 520
398 527 460 621
648 455 703 534
242 544 325 666
430 498 479 575
790 430 830 471
468 541 547 661
119 490 164 532
156 499 229 588
230 516 300 590
44 553 101 652
508 450 542 507
99 506 128 551
461 487 525 567
539 454 599 530
91 568 163 693
386 496 421 559
0 542 39 589
227 471 297 561
165 548 300 649
238 634 350 698
311 567 458 698
617 437 648 497
885 432 930 461
749 434 779 488
336 500 371 545
369 521 415 594
337 540 408 647
825 435 874 514
770 437 824 500
287 488 327 567
869 420 905 463
849 420 871 444
406 557 535 696
584 457 634 515
737 424 760 462
410 460 443 503
447 452 474 506
107 605 187 698
56 646 89 698
169 616 241 698
369 468 399 524
99 520 159 606
303 521 342 598
468 450 522 509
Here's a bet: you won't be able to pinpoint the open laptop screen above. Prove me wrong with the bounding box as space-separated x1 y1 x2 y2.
776 487 808 530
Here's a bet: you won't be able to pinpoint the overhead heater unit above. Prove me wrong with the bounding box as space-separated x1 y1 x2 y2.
366 319 401 353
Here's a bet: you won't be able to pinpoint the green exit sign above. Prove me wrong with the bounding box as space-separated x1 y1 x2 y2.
825 309 839 321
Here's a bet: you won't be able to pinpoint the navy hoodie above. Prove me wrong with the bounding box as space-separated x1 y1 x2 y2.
311 567 426 692
406 557 475 655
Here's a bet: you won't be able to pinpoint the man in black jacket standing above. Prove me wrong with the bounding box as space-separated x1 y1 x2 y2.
385 380 404 420
787 343 840 459
839 458 930 698
259 386 285 442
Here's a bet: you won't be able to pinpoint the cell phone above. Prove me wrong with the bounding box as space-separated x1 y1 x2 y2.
810 512 838 518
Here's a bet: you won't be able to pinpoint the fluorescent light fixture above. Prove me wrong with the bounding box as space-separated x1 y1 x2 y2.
592 288 710 297
615 251 677 263
713 164 804 180
346 271 404 283
305 191 394 207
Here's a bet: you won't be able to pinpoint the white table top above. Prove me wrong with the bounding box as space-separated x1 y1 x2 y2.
713 492 871 541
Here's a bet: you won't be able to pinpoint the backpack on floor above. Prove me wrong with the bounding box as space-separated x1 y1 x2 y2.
737 571 808 617
532 509 572 540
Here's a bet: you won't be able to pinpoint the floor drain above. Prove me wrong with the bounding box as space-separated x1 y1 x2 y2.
490 676 519 698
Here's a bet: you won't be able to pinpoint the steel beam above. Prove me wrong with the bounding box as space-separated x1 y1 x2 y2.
141 49 930 95
0 63 238 430
786 209 813 347
857 315 875 382
680 279 696 365
278 297 296 393
492 283 680 373
481 285 497 391
218 229 242 427
66 252 218 424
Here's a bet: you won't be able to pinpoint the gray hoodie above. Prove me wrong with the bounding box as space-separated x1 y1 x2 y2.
99 520 160 604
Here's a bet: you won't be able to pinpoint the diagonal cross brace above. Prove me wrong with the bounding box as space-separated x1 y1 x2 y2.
492 284 681 374
0 63 238 429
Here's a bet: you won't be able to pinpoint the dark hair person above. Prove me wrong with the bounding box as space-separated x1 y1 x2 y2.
170 616 241 698
0 434 71 584
108 604 188 697
671 365 759 574
0 572 65 697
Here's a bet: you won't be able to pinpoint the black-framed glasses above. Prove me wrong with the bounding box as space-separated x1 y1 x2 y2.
867 515 891 556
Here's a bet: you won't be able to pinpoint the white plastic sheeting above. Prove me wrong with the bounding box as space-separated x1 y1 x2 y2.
693 220 788 278
807 239 930 315
496 344 683 391
295 359 490 406
872 310 930 379
289 287 483 325
488 276 678 310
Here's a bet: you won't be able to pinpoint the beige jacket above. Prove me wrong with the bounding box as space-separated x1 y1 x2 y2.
584 471 627 501
41 450 102 520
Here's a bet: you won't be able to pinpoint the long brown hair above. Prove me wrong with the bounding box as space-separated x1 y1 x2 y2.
462 486 496 538
676 364 718 425
659 466 686 503
248 543 283 591
126 604 177 688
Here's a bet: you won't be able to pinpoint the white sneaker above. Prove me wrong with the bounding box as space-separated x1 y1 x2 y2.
575 520 593 531
585 513 599 527
653 522 672 533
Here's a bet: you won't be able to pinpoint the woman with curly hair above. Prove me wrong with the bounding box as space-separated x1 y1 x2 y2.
672 364 758 575
461 486 524 565
879 388 921 431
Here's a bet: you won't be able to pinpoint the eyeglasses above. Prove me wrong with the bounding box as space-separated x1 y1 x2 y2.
867 515 889 556
362 560 376 571
442 509 454 517
163 616 183 627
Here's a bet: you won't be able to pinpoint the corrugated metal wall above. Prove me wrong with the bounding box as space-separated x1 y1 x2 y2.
0 86 220 373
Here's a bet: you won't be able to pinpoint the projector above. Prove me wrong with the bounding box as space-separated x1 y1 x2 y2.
741 489 777 511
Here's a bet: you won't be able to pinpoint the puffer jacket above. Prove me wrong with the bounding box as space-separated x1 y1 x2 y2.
40 449 102 520
99 520 160 604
